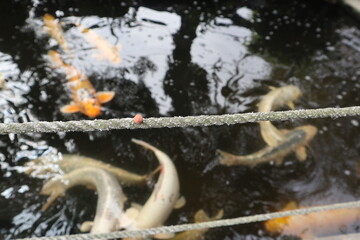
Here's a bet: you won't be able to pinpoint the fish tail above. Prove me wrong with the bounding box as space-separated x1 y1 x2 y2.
131 139 159 153
216 149 245 166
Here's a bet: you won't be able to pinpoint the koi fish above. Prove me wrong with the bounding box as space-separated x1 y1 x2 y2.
25 153 150 186
265 201 360 239
122 139 186 239
258 85 308 160
76 23 121 64
40 167 129 233
43 14 71 53
170 209 224 240
217 125 317 167
48 50 115 118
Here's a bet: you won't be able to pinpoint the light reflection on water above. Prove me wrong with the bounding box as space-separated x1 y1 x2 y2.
191 15 271 113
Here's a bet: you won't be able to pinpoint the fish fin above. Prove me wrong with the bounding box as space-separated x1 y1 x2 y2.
286 101 296 110
216 149 242 166
295 146 307 161
40 188 65 211
194 209 209 222
60 103 80 113
147 166 161 180
80 221 93 232
213 209 224 220
174 196 186 209
153 232 175 239
116 44 122 51
95 91 115 103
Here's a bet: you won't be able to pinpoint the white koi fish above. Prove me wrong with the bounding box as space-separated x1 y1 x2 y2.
265 201 360 240
76 23 121 64
123 139 185 239
25 153 150 186
40 167 129 233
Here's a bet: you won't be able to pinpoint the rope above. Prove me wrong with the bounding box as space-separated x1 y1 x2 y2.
1 106 360 134
13 200 360 240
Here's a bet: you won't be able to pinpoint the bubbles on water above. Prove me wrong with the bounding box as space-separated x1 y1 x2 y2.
64 138 77 152
18 185 30 193
351 120 359 127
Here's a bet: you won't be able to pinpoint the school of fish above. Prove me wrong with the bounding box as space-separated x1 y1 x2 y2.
12 12 355 240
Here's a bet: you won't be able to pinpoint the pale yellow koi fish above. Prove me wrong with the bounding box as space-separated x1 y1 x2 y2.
76 23 121 64
40 167 129 234
258 85 309 161
43 13 71 53
25 154 150 186
265 201 360 240
122 139 186 239
218 125 317 167
170 209 224 240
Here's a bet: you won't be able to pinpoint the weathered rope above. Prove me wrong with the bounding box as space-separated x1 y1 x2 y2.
2 106 360 134
13 200 360 240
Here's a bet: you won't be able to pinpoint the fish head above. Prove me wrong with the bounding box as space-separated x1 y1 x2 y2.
81 100 101 118
289 85 302 99
282 85 302 105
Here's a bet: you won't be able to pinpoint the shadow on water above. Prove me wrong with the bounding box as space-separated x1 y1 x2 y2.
1 0 360 239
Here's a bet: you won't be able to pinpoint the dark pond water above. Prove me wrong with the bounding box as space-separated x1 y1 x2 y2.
1 0 360 239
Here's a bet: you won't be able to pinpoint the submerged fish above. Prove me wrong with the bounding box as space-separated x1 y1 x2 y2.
217 125 317 167
40 167 129 233
258 85 307 161
258 85 308 161
43 14 71 53
265 202 360 240
76 23 121 64
48 50 115 118
122 139 185 239
25 154 150 186
170 209 224 240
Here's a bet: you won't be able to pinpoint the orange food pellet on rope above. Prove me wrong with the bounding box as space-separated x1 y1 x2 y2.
133 114 143 124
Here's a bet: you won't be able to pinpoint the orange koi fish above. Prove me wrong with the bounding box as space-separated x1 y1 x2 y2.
265 202 360 239
48 50 115 118
43 14 71 53
76 23 121 64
